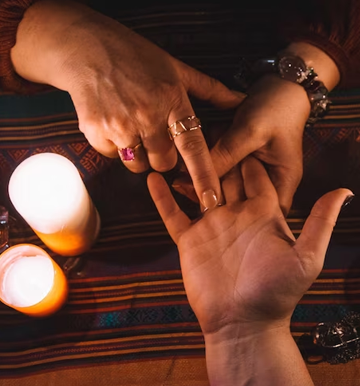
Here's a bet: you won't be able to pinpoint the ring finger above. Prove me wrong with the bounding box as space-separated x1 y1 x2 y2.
116 135 150 173
141 119 178 173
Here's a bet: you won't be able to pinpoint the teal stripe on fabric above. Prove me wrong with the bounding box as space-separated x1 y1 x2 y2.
330 88 360 98
0 90 75 119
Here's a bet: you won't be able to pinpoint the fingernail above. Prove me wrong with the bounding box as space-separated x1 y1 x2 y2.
341 194 355 210
202 189 218 211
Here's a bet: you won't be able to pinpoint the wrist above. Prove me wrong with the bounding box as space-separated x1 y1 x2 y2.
235 46 334 127
10 0 97 88
203 319 290 345
204 323 293 386
284 42 340 91
248 74 311 126
204 321 314 386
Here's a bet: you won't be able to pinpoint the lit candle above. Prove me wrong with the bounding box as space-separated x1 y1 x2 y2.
0 244 68 317
8 153 101 256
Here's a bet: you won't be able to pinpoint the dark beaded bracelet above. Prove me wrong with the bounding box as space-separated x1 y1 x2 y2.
312 311 360 364
234 54 331 126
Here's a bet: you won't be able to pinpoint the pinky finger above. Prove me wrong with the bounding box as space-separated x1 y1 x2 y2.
147 172 191 244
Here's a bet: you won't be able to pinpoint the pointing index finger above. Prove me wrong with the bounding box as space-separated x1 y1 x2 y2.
168 112 221 211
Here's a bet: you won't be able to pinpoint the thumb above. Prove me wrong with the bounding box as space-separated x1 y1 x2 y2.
210 124 259 178
175 59 246 109
295 188 354 271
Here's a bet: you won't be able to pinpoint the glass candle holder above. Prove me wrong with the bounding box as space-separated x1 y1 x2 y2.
8 153 101 256
0 206 9 254
0 244 68 317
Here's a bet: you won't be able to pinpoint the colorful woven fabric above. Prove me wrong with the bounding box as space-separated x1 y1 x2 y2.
1 4 360 386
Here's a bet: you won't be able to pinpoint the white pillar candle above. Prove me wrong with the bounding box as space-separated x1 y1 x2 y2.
0 244 68 317
8 153 101 256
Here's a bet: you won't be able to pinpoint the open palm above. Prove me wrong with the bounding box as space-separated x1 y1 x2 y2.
147 157 352 335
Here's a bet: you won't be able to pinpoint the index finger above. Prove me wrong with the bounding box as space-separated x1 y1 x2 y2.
241 156 277 200
168 102 221 211
147 172 191 244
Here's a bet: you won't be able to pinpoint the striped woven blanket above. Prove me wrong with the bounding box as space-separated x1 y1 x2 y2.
1 3 360 385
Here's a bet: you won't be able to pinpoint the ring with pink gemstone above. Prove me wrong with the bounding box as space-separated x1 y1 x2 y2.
118 142 142 162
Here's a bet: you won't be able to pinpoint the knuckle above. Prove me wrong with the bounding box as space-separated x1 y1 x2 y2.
78 122 97 143
310 211 336 228
131 109 151 130
177 134 205 158
170 94 188 115
148 79 181 110
79 114 121 141
77 121 88 136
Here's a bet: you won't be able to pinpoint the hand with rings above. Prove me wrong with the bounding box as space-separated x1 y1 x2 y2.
11 0 246 209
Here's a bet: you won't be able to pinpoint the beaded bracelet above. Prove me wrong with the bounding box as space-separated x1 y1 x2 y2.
234 54 331 126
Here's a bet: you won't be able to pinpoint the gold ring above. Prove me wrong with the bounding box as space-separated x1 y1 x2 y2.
168 115 201 140
118 142 142 162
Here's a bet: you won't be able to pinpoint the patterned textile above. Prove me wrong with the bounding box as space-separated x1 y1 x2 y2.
1 4 360 386
0 88 202 385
